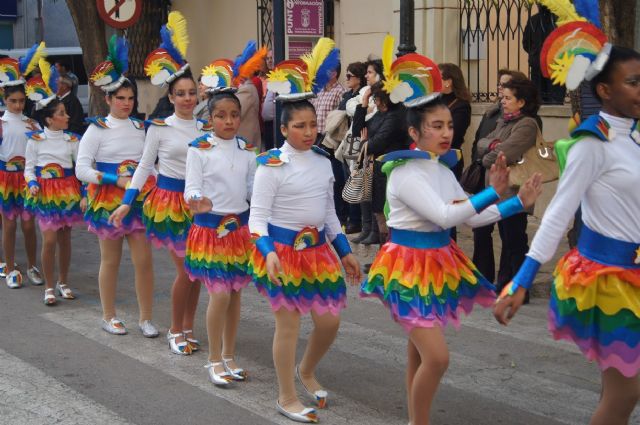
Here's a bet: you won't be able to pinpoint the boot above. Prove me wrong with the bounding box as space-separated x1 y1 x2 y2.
351 221 371 244
361 218 380 245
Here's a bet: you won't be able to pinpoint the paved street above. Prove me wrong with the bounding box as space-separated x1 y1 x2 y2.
1 223 639 425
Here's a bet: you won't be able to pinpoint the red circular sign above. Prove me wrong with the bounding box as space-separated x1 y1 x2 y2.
96 0 143 29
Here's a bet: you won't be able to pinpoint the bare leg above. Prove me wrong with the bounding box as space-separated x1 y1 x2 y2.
97 237 124 320
40 229 57 291
590 369 640 425
298 311 340 393
2 216 17 273
126 232 154 322
222 290 243 369
273 308 306 412
182 277 201 335
206 290 231 375
56 227 72 284
408 327 449 425
21 216 38 268
406 339 421 425
169 251 191 346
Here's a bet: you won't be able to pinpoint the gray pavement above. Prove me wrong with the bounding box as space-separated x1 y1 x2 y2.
1 223 638 425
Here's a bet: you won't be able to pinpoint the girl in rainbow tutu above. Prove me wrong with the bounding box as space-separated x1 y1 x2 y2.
23 58 84 305
251 38 361 423
359 36 542 425
183 50 262 387
76 35 158 337
110 12 207 355
0 44 45 289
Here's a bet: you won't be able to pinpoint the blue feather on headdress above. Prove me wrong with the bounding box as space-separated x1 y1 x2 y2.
573 0 601 28
233 40 257 78
312 48 340 93
160 25 185 65
48 63 59 94
107 35 129 75
18 42 46 76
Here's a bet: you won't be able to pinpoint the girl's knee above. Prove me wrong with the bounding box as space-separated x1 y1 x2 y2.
425 350 449 376
314 314 340 334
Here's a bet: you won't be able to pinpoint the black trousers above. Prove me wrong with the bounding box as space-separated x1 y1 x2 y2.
472 212 529 292
324 146 348 223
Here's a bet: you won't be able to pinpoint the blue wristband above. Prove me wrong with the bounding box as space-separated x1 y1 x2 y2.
511 256 541 291
497 196 524 219
255 236 276 258
122 188 139 206
100 172 118 185
80 184 87 197
331 233 352 258
469 186 499 213
28 180 39 189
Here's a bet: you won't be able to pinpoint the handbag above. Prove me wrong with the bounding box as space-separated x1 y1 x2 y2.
342 142 373 204
342 134 363 161
508 130 559 187
460 161 486 194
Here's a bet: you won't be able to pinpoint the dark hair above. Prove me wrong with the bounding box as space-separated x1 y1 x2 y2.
369 81 392 108
366 59 384 81
55 60 71 71
207 92 241 115
106 79 135 98
280 100 316 126
501 78 540 117
590 45 640 102
3 84 26 99
168 70 195 94
439 63 471 102
40 99 64 128
497 68 527 82
406 97 449 134
346 61 366 89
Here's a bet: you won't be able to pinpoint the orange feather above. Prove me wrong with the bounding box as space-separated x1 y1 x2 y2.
235 47 267 85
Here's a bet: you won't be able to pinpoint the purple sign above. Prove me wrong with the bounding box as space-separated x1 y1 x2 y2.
285 0 324 36
288 40 314 59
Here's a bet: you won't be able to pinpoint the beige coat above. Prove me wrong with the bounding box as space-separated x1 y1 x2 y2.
236 81 262 149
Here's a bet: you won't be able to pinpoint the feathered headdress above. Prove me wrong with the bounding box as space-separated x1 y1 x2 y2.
0 41 46 87
267 37 340 102
90 35 130 93
536 0 608 90
201 59 236 93
144 11 190 86
232 40 268 86
378 34 442 106
25 58 59 107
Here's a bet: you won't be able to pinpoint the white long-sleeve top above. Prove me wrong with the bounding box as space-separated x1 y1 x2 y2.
526 111 640 265
249 142 342 242
24 128 79 183
75 115 146 184
128 114 206 190
0 110 40 162
386 154 504 232
184 134 257 215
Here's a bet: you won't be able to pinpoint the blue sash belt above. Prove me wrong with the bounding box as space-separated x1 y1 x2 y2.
194 210 249 228
157 174 185 192
578 225 640 268
267 223 326 249
389 228 451 249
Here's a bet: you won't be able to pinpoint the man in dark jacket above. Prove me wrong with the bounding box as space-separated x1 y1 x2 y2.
57 75 85 135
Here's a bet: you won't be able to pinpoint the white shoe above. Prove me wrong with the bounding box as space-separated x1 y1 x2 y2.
55 282 75 299
139 320 159 338
6 270 23 289
102 318 127 335
27 266 44 285
296 365 328 408
183 329 200 352
223 357 247 381
204 362 233 386
0 262 18 279
276 401 318 423
167 331 192 355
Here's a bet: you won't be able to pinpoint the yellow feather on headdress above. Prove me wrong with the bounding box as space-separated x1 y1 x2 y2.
382 34 394 81
301 37 335 91
39 58 52 94
535 0 586 26
167 11 189 59
24 42 46 76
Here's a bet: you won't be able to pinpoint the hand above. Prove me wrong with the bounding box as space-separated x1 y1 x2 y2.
29 185 39 196
361 86 371 107
79 197 88 213
108 204 131 228
488 152 509 197
26 119 39 131
116 176 131 189
517 173 543 209
265 252 284 286
188 196 213 214
493 284 527 325
360 127 368 142
341 254 363 286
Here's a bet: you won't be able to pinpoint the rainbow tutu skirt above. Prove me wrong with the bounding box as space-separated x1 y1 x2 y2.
361 228 496 333
24 164 83 231
0 157 32 220
85 162 156 239
549 225 640 377
185 211 252 292
249 224 346 316
142 174 192 257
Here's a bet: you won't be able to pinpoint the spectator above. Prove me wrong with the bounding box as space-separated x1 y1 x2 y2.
194 75 210 121
56 75 85 134
439 63 471 179
148 94 174 120
261 89 277 150
55 60 79 98
236 78 262 148
477 78 541 302
311 62 347 143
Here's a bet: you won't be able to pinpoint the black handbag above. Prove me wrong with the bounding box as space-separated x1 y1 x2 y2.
460 161 486 194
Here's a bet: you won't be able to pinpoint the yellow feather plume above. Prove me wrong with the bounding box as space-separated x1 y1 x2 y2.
382 34 395 81
39 58 52 93
167 11 189 59
301 37 335 91
535 0 586 26
25 41 47 77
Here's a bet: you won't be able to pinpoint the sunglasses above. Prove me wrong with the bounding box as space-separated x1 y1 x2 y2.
346 73 356 80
